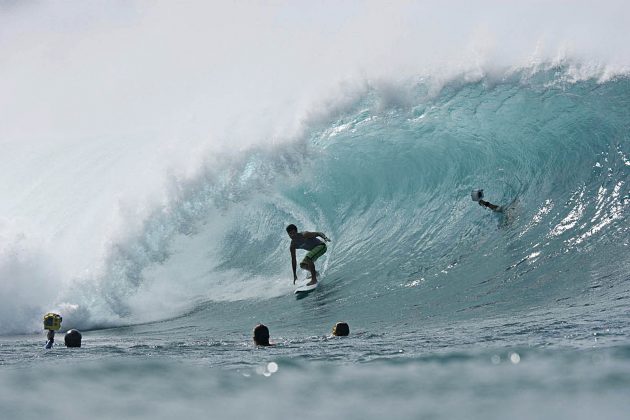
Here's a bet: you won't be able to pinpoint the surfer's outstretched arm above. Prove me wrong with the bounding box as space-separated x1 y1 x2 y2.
479 200 502 212
302 231 331 242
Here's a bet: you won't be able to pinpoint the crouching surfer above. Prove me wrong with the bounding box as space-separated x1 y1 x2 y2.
286 224 330 286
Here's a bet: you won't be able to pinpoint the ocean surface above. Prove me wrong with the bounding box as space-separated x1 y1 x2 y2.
1 3 630 419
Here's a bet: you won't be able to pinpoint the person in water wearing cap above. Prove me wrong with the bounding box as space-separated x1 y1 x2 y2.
286 224 330 286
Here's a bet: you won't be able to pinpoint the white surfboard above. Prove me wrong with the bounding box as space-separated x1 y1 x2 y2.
294 281 319 294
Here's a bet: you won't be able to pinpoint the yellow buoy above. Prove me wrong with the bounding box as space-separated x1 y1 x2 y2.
43 313 62 331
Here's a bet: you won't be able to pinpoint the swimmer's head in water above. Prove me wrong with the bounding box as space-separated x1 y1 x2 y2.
332 322 350 337
253 324 270 346
64 329 82 348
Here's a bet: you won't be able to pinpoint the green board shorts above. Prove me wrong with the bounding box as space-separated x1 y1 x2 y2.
301 244 327 266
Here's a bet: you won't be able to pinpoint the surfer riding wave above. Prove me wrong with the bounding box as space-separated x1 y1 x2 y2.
286 224 330 286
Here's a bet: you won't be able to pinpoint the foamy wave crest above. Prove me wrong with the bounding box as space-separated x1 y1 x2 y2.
0 224 62 334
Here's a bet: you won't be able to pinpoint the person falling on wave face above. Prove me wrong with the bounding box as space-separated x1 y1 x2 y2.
286 224 330 286
478 199 502 212
472 189 503 213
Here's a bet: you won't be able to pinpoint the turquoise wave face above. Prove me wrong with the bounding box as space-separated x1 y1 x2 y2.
64 69 630 331
268 72 630 323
